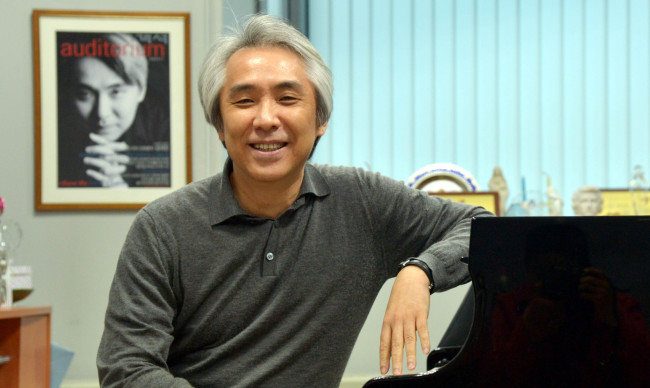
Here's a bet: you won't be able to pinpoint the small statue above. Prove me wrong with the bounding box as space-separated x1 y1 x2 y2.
546 186 563 216
544 174 563 216
488 167 509 216
571 186 603 216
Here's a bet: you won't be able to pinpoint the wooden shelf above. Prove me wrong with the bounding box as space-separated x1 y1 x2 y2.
0 306 51 387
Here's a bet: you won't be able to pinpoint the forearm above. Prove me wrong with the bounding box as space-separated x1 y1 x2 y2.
411 203 493 292
98 359 193 388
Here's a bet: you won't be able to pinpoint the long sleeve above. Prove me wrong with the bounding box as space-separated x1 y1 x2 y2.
358 168 494 291
97 209 193 388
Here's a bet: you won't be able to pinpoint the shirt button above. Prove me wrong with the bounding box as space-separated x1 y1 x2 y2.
266 252 274 261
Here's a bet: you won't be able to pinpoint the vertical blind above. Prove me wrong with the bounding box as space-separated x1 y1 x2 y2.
304 0 650 214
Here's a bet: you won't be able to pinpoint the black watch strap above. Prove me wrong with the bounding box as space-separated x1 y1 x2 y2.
398 258 435 294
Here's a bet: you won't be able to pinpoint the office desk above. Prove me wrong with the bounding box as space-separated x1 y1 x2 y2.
0 306 51 387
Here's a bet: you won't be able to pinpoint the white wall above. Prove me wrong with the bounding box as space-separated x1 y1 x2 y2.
0 0 225 381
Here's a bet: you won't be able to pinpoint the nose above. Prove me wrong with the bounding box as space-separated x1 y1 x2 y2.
253 98 280 131
96 92 113 124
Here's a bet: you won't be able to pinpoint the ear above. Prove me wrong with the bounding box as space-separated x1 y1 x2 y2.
137 84 147 103
316 120 328 137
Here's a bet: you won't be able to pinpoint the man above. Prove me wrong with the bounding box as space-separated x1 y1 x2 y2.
97 14 492 387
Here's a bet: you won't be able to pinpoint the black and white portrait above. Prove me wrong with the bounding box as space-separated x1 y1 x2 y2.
56 32 171 188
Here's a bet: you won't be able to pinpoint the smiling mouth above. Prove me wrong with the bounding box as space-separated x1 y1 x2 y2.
252 143 286 151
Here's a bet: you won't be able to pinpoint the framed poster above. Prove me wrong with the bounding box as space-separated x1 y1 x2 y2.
32 10 191 210
599 189 650 216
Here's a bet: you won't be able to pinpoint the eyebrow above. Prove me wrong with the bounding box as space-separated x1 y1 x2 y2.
227 80 306 97
76 81 127 92
274 81 305 93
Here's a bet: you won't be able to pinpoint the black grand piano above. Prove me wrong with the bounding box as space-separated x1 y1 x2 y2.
365 216 650 387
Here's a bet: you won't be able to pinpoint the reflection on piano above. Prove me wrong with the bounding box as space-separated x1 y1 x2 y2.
364 216 650 387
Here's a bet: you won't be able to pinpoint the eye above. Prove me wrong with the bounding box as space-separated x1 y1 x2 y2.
109 86 128 98
233 98 254 106
279 95 299 104
75 87 95 102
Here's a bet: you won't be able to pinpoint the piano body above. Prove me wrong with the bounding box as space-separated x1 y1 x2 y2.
364 216 650 387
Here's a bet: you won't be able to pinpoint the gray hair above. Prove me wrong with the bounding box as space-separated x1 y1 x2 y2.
105 33 149 90
198 14 333 132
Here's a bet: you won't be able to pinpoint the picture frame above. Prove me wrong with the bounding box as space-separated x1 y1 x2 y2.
599 189 650 216
32 10 192 210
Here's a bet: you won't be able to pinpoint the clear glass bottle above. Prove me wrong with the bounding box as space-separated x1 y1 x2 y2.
629 165 650 215
0 197 22 307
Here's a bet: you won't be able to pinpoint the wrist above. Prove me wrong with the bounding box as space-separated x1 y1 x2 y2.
398 258 435 294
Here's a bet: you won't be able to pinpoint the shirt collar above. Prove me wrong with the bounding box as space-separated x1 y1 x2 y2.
209 158 330 225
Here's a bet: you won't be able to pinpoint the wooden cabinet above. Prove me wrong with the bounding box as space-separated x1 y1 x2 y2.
0 307 51 387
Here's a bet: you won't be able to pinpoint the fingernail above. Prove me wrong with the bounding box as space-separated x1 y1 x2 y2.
424 347 430 354
381 367 387 374
393 368 401 375
408 362 415 370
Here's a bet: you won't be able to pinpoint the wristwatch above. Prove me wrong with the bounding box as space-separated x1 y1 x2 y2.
398 258 435 294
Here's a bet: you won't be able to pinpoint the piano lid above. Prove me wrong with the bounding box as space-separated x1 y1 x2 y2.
365 216 650 387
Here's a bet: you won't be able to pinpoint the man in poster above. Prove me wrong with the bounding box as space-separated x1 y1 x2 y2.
56 32 171 188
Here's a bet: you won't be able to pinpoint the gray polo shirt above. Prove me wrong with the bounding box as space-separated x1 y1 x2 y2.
97 160 492 388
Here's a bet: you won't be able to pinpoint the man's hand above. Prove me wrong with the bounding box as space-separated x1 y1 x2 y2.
579 268 618 328
84 133 130 187
380 265 431 375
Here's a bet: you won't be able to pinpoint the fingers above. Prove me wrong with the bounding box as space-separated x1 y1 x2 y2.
417 315 431 355
380 318 427 375
89 133 129 152
84 156 128 187
579 269 613 299
84 134 130 185
583 267 606 278
84 157 127 175
379 323 391 375
380 321 409 375
390 322 404 375
85 168 105 182
86 169 128 187
105 153 130 164
379 266 432 375
89 132 109 144
579 268 617 327
86 144 118 155
85 144 129 155
579 278 609 297
404 323 417 371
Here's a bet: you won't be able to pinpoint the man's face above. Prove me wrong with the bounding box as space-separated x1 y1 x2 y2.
218 46 327 186
73 57 145 142
575 193 602 216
